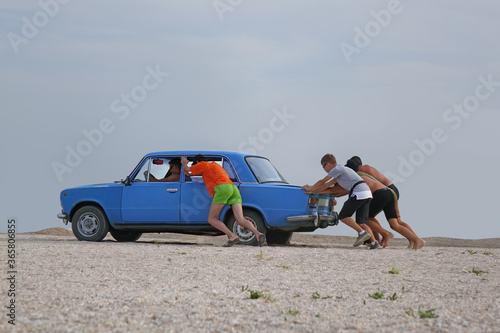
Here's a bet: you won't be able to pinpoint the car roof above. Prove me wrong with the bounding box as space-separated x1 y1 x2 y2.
144 150 266 159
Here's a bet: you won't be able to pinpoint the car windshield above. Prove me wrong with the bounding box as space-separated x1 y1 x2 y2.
246 157 287 184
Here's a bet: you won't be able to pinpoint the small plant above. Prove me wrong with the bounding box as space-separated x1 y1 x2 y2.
387 293 398 301
418 308 439 319
482 250 493 255
276 265 289 269
466 250 478 255
293 294 301 298
178 252 187 255
388 267 400 274
242 286 274 301
468 267 488 276
287 309 300 316
368 289 384 300
254 250 274 261
406 307 439 319
249 289 264 299
405 308 415 318
312 292 335 299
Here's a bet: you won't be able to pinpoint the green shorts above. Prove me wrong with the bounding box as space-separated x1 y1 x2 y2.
212 184 242 205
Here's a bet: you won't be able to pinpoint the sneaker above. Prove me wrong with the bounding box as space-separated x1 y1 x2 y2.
353 232 371 247
363 239 371 247
370 241 381 250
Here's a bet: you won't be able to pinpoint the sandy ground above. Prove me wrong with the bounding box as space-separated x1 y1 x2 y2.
1 228 499 332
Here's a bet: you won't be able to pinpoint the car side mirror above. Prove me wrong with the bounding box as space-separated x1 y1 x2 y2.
121 176 132 186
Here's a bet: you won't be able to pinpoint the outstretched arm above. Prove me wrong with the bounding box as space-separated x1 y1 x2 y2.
180 157 191 176
302 176 337 193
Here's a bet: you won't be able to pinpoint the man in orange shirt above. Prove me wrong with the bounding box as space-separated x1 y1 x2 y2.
181 155 266 247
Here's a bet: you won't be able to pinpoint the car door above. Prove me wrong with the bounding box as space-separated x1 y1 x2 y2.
180 156 238 223
121 157 180 223
180 180 212 223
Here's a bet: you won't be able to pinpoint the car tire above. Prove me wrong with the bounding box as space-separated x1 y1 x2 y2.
266 230 293 245
226 210 266 246
110 230 142 242
72 206 109 242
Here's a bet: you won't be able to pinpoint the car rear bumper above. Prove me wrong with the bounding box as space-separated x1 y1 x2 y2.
286 212 338 228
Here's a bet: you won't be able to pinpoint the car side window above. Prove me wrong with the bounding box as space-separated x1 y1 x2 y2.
132 158 151 182
223 159 237 182
151 158 170 180
132 157 179 182
184 157 237 182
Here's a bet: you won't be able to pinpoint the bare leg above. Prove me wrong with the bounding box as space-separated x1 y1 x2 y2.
359 223 376 243
368 218 394 248
340 217 364 233
386 218 425 249
399 219 416 234
231 204 262 237
208 204 238 241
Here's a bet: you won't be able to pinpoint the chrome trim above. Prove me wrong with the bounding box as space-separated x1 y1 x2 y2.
286 215 316 223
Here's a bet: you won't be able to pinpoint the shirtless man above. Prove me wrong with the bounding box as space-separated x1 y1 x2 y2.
347 156 418 248
345 162 425 249
347 156 399 198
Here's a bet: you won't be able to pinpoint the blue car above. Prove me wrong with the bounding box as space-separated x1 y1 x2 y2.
58 151 338 245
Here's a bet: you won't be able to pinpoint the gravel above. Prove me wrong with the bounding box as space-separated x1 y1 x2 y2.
1 232 499 332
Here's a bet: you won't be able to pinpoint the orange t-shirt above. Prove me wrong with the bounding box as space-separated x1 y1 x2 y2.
189 161 233 197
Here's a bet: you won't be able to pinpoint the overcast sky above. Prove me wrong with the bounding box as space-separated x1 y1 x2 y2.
1 0 499 239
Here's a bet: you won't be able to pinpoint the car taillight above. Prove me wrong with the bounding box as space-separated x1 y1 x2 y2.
308 196 319 205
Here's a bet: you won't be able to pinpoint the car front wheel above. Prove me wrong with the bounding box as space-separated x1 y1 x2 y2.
226 210 266 246
72 206 109 242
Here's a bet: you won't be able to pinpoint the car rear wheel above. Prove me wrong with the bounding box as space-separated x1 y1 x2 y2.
226 210 266 246
110 230 142 242
72 206 109 242
266 230 293 245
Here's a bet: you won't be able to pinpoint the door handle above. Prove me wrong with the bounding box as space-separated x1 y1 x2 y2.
167 188 178 193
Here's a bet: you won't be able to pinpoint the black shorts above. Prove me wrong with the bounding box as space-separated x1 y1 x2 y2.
388 184 400 200
338 196 371 224
369 188 399 220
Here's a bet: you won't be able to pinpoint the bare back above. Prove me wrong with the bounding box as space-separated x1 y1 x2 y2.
361 175 386 193
358 164 392 187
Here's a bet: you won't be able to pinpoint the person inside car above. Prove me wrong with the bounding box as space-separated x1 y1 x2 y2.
146 157 181 182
